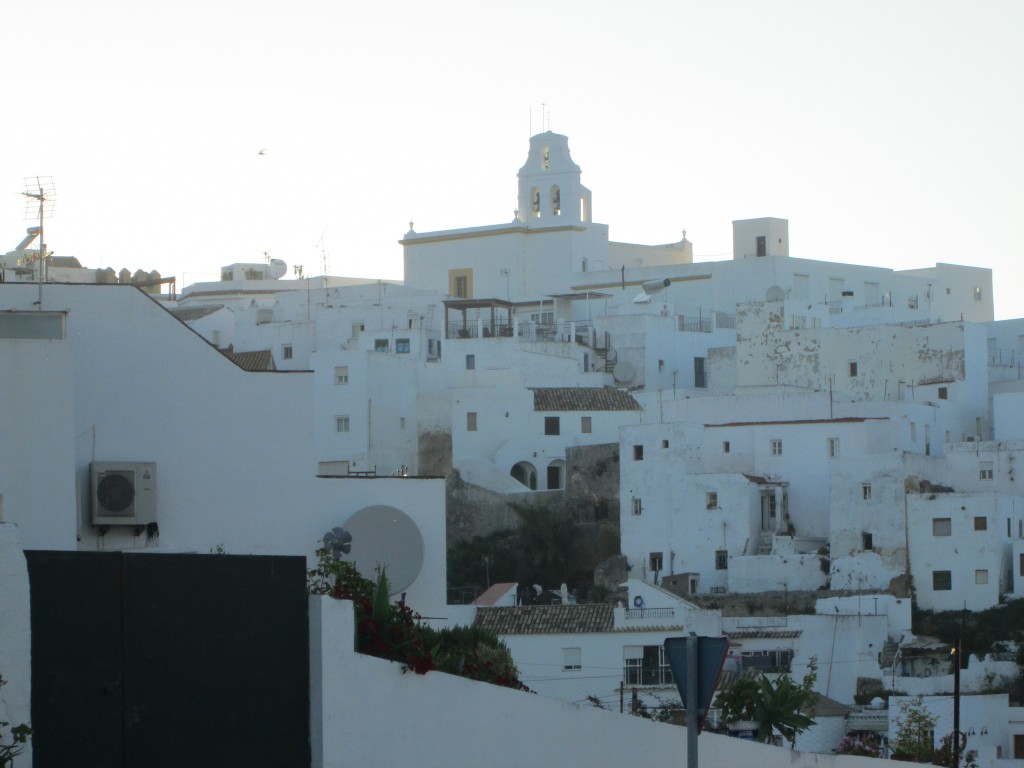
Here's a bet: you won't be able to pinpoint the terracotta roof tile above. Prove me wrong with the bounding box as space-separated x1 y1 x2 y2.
474 604 615 635
531 387 642 412
169 305 225 322
222 349 276 371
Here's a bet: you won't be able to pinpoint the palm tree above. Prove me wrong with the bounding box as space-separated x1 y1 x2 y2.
754 674 816 745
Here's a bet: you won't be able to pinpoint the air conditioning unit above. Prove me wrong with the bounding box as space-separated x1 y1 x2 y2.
91 462 157 526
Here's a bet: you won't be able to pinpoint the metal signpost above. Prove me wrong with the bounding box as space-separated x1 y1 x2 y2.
664 633 730 768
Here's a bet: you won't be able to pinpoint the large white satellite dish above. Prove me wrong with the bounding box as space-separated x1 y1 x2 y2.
341 505 425 594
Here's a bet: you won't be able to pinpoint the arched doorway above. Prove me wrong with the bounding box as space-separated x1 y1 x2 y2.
510 461 537 490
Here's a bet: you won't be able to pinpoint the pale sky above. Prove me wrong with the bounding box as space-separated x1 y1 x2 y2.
4 1 1023 317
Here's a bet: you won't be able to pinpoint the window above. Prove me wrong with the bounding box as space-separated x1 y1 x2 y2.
395 338 410 354
211 330 221 346
581 416 592 434
282 344 293 359
849 361 858 377
974 516 988 531
694 357 707 388
350 322 364 338
938 387 948 400
862 483 872 500
862 532 873 551
908 296 919 310
980 461 994 480
466 412 477 431
544 417 560 436
455 276 468 298
975 569 989 585
771 439 783 456
740 649 794 673
623 646 673 686
974 287 983 301
632 498 642 516
633 445 644 461
706 492 718 510
662 439 669 449
658 359 664 372
335 416 350 433
374 339 389 353
828 438 840 458
910 423 917 441
933 518 952 536
649 552 663 572
465 354 475 370
932 571 952 591
722 441 730 454
562 647 581 671
715 550 728 570
756 235 767 257
334 366 349 385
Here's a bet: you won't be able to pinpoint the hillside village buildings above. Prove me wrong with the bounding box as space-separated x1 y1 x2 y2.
5 129 1024 762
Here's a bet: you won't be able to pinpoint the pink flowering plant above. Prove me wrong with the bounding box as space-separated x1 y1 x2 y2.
836 734 883 758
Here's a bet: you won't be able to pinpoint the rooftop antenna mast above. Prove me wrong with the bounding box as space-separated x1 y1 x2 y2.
21 176 56 308
317 227 329 276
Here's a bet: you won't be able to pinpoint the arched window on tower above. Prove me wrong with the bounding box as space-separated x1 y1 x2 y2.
551 185 560 216
542 146 550 169
531 187 540 217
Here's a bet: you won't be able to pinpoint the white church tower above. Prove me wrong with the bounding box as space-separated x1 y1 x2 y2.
517 132 592 227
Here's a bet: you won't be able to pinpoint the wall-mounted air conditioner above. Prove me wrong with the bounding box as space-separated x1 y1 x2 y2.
91 461 157 526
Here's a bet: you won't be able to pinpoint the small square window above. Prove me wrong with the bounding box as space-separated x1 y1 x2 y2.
771 439 783 456
282 344 293 360
828 438 840 458
374 339 389 353
335 415 350 433
974 516 987 531
715 550 728 570
908 296 919 310
849 361 858 377
980 462 994 480
632 498 642 516
649 552 663 572
467 412 477 431
933 518 952 536
580 416 592 434
662 439 669 449
633 445 644 461
334 366 349 385
395 338 410 354
975 569 989 585
862 483 872 500
706 492 718 510
938 387 948 400
544 416 560 436
932 570 952 591
465 354 475 370
722 441 730 454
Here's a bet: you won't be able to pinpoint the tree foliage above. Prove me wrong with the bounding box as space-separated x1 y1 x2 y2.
713 658 818 747
890 695 938 762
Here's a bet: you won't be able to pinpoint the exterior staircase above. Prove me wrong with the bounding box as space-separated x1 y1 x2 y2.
756 531 774 555
594 344 616 377
879 640 900 669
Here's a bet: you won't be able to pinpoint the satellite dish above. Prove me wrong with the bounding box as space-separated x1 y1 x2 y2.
268 259 288 279
341 505 424 594
632 278 670 304
323 526 352 558
613 360 635 383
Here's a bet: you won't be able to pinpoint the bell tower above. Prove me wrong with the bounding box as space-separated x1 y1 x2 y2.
517 132 591 227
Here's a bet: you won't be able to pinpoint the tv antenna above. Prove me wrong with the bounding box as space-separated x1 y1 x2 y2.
21 176 55 305
316 227 329 276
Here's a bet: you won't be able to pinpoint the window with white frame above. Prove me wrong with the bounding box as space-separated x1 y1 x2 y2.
563 647 582 671
649 552 663 572
334 366 349 385
862 483 872 500
980 461 994 480
976 569 988 585
282 344 293 360
335 415 350 433
771 439 783 456
374 339 389 353
632 498 642 516
715 550 728 570
706 492 718 510
933 518 952 536
623 646 672 687
395 338 410 353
